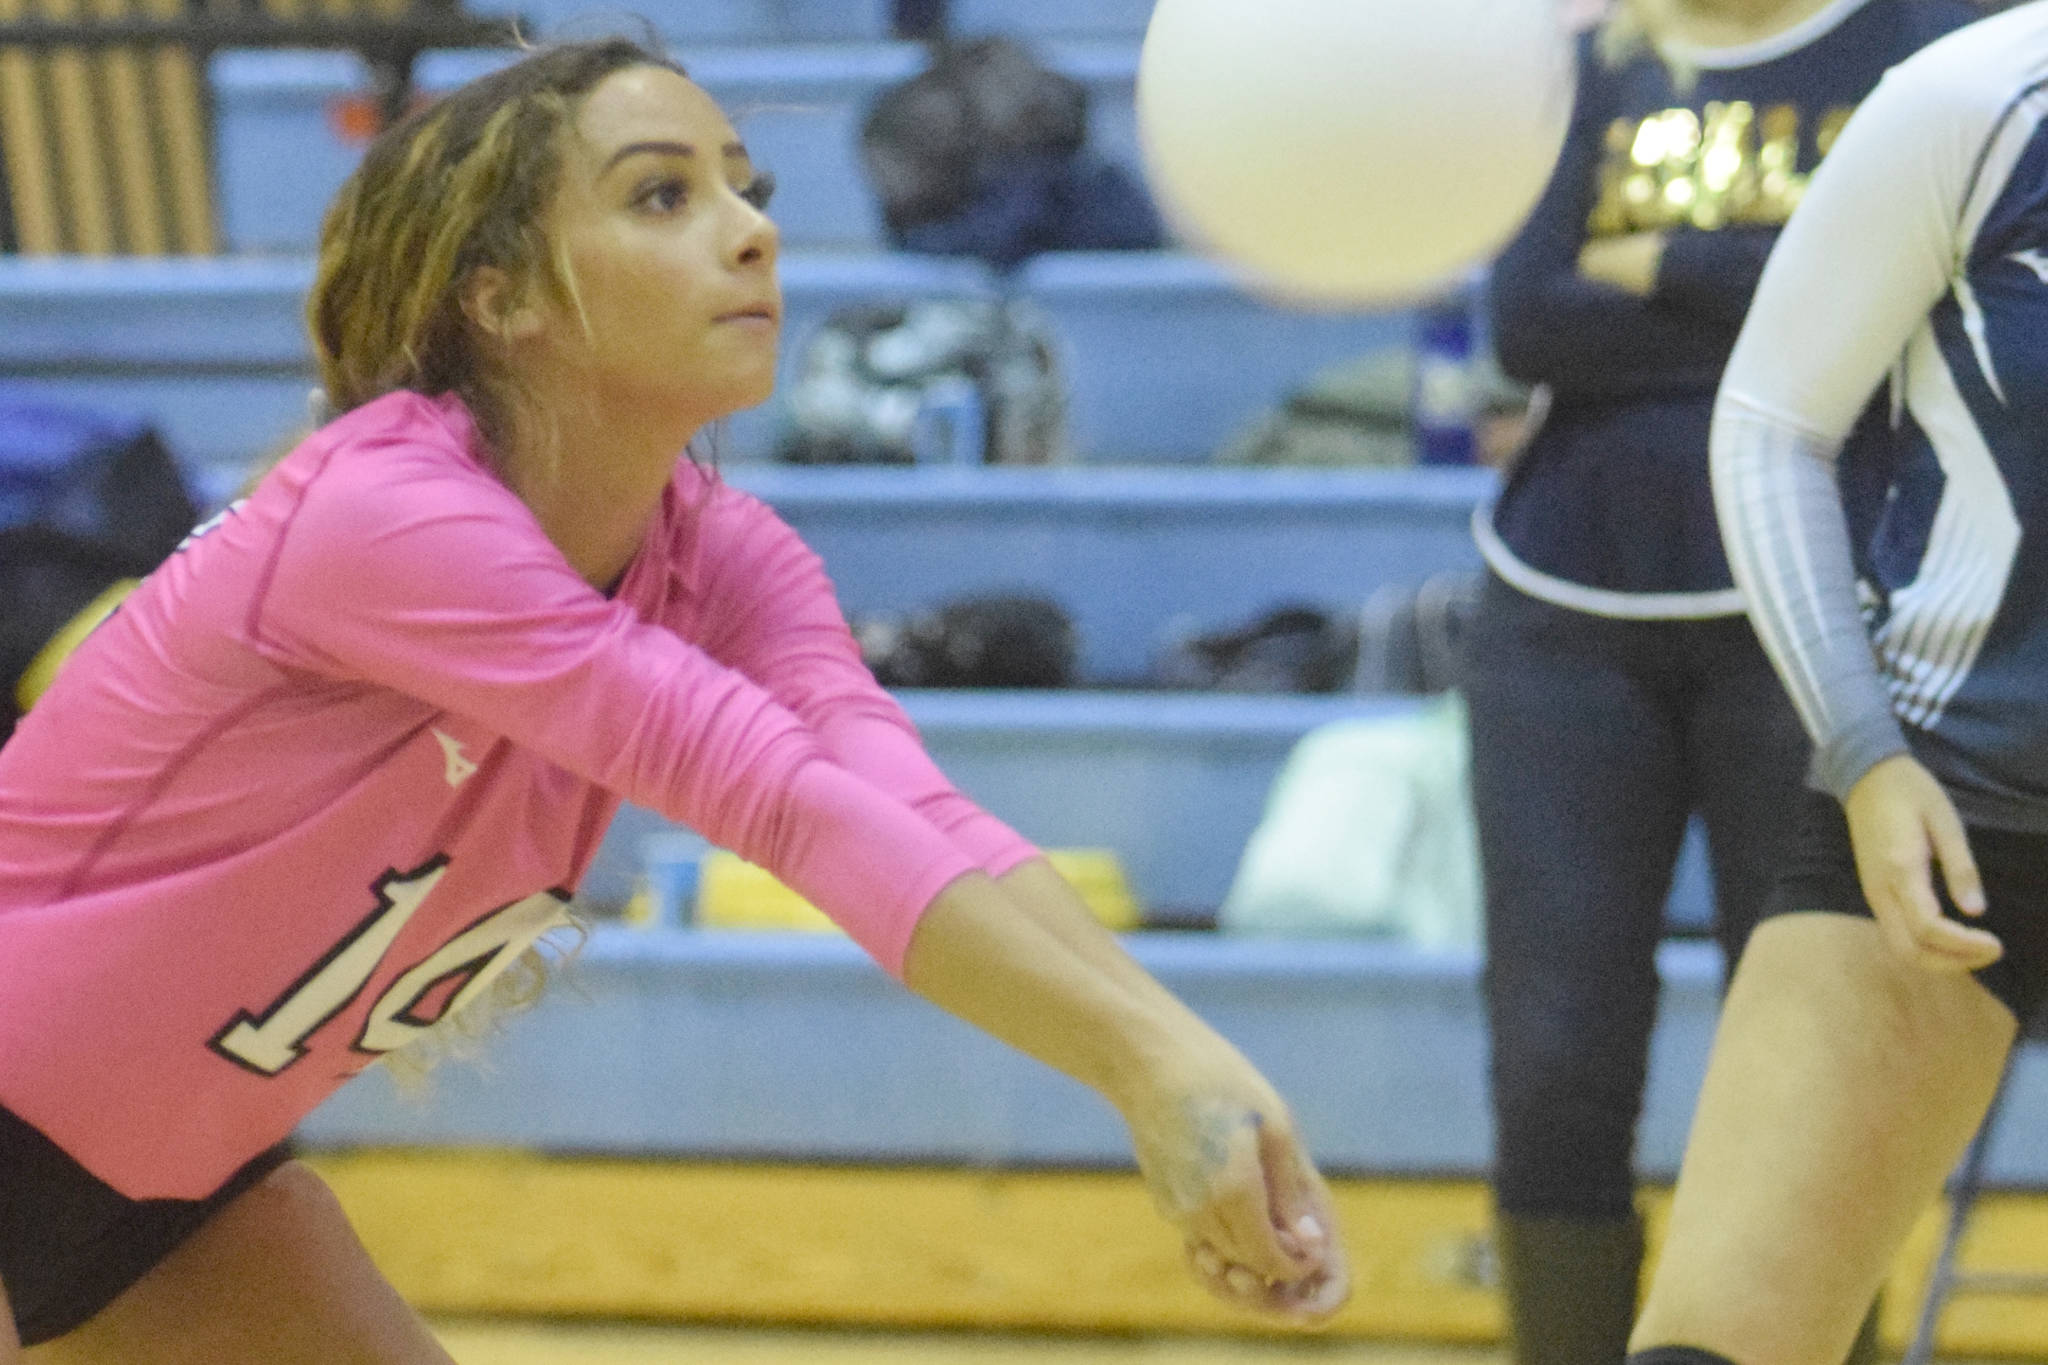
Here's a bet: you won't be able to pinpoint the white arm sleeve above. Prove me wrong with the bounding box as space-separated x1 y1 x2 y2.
1711 47 1989 799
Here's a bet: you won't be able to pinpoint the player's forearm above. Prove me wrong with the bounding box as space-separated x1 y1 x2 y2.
1710 395 1907 797
900 870 1211 1112
993 857 1192 1016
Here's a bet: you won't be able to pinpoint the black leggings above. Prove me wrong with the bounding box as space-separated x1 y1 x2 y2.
1463 575 1810 1220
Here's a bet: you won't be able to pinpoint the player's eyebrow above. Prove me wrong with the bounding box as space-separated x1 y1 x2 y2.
603 140 750 172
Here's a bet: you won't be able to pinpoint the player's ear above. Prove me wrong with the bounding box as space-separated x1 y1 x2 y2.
460 265 544 344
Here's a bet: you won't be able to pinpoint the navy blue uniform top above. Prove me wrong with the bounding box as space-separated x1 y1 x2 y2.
1480 0 1978 618
1716 2 2048 828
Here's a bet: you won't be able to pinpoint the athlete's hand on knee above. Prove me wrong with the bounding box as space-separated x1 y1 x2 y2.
1123 1057 1350 1324
1844 755 1998 971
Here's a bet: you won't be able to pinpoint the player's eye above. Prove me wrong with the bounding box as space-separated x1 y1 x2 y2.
739 171 776 211
633 176 688 214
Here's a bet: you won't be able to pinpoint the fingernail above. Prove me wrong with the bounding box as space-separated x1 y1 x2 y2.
1295 1215 1324 1243
1226 1266 1260 1297
1196 1247 1224 1277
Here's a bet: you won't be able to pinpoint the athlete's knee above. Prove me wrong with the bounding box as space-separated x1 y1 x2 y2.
220 1159 351 1243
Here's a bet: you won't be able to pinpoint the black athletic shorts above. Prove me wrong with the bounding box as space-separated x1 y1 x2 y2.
1763 790 2048 1026
0 1102 292 1346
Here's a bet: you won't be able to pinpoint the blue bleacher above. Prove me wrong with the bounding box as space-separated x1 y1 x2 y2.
580 463 1720 933
1015 252 1405 462
468 0 892 45
0 252 1404 472
948 0 1158 40
589 692 1434 917
214 40 1144 255
309 928 1942 1186
727 463 1487 680
207 36 1401 464
582 467 1714 929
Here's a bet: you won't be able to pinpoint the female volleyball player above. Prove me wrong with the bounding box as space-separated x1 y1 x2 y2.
1624 5 2048 1362
1468 1 1970 1361
0 40 1346 1359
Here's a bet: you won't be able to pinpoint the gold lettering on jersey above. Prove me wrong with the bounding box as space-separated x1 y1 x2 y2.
1588 101 1856 234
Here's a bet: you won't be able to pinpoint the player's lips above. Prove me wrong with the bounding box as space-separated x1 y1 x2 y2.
716 303 779 326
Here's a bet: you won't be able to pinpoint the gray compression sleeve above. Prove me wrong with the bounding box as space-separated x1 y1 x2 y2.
1711 395 1908 799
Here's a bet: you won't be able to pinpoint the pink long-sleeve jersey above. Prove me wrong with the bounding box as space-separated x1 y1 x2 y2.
0 390 1037 1199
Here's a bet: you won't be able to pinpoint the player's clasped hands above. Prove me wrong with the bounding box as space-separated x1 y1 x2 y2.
1120 1052 1350 1323
1845 753 2001 972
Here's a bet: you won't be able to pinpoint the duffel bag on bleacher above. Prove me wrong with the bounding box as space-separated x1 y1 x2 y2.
0 400 198 742
777 298 1069 467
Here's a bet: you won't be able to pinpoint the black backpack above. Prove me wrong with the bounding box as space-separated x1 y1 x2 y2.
861 36 1088 240
860 36 1163 268
853 593 1077 688
0 401 198 740
1151 605 1362 695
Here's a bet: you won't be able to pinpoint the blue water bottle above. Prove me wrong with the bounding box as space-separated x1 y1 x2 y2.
911 376 986 466
631 828 705 930
1412 281 1478 466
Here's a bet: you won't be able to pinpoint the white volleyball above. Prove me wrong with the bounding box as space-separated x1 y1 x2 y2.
1137 0 1576 304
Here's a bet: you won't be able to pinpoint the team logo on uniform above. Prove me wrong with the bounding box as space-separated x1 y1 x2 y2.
432 728 479 788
